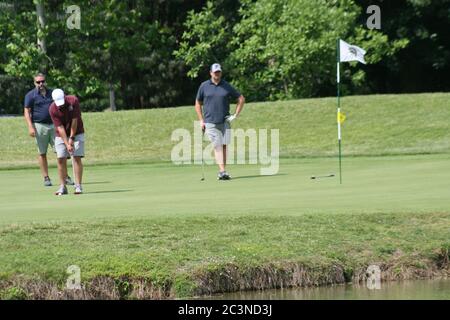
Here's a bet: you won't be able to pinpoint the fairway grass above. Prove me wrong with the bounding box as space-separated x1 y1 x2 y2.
1 155 449 298
1 93 450 168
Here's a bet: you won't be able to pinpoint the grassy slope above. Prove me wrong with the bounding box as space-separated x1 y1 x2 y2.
0 93 449 298
1 93 449 168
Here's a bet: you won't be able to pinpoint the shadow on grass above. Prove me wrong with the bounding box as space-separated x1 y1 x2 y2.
83 181 111 185
84 189 133 194
232 173 287 180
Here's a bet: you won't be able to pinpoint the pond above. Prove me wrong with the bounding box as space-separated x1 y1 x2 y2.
204 279 450 300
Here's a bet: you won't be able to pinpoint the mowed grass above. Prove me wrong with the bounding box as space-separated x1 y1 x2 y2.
0 155 449 295
0 92 449 297
1 156 450 224
1 93 449 168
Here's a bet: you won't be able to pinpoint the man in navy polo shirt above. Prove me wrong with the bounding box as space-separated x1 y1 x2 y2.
24 73 74 187
195 63 245 180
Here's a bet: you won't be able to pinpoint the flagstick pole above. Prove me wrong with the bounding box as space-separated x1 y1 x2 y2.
337 39 342 184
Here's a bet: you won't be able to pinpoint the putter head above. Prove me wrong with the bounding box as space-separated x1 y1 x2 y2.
311 174 335 180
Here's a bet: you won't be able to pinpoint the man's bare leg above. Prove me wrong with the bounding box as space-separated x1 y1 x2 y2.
72 156 83 185
223 145 227 168
57 158 67 186
214 146 225 172
38 154 49 178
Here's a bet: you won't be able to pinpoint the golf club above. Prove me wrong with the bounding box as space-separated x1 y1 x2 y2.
310 173 335 180
200 127 205 181
71 154 76 185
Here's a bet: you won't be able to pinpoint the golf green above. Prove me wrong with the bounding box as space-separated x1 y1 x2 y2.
1 155 449 224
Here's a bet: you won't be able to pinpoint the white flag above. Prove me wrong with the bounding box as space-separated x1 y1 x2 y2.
339 39 366 64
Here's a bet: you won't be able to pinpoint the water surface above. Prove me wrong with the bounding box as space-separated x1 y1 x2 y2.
205 279 450 300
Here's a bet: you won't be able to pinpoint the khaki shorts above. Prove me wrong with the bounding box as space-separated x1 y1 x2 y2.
55 133 85 159
205 122 231 147
34 122 55 155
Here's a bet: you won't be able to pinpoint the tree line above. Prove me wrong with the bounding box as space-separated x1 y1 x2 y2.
0 0 448 114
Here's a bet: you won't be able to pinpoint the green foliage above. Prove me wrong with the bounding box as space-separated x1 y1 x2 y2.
0 287 28 300
1 2 46 78
177 0 409 101
356 0 450 93
229 0 358 100
175 1 232 78
341 27 409 94
0 75 29 114
0 0 199 112
0 0 449 113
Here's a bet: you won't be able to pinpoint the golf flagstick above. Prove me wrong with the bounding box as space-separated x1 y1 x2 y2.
337 39 343 184
336 39 367 185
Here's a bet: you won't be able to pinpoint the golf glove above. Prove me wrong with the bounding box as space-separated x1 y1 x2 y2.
225 114 237 123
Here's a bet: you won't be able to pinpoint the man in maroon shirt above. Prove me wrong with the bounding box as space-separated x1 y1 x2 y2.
49 89 85 195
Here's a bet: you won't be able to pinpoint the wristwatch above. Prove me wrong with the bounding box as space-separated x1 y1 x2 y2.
69 136 75 140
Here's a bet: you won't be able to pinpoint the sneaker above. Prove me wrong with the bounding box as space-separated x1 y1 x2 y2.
44 176 52 187
217 171 231 180
74 185 83 195
55 185 68 196
223 171 231 180
65 176 75 185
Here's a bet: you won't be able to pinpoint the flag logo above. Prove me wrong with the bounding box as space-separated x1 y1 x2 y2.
337 111 346 124
339 39 366 64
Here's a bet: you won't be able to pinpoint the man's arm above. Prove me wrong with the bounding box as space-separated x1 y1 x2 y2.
24 108 36 137
226 95 245 123
69 118 78 140
235 95 245 117
195 99 205 129
57 126 73 154
68 98 81 145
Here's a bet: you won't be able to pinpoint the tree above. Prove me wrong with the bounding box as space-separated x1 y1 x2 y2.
0 0 206 113
229 0 362 100
356 0 450 93
174 1 233 79
176 0 410 101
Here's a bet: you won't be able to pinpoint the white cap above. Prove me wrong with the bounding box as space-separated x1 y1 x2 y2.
210 63 222 73
52 88 65 107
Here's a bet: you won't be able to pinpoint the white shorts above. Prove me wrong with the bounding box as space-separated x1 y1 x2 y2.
55 133 85 158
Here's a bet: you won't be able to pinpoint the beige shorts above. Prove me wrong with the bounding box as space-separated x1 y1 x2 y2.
205 122 231 147
55 133 85 158
34 122 55 155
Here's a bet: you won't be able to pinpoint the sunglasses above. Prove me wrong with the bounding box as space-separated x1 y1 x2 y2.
35 80 45 84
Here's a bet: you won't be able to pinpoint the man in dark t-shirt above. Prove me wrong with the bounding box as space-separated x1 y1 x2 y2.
49 89 85 195
195 63 245 180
